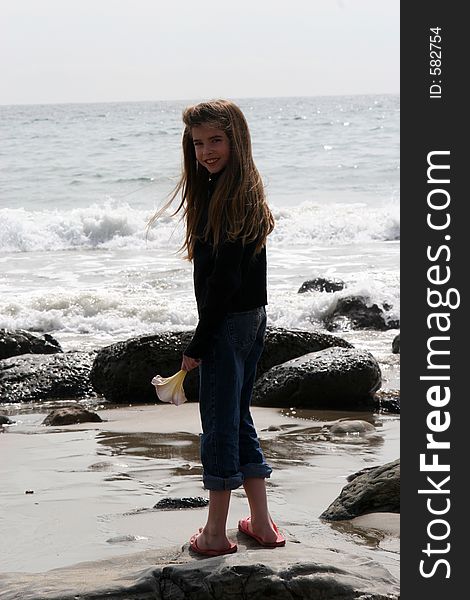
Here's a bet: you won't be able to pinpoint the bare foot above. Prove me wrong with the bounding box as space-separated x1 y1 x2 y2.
193 527 234 551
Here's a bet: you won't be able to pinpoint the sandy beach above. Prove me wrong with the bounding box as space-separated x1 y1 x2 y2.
1 401 399 584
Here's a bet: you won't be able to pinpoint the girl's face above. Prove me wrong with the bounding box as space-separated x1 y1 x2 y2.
191 124 230 174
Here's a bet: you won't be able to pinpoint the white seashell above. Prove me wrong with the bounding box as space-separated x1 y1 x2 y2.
151 370 188 406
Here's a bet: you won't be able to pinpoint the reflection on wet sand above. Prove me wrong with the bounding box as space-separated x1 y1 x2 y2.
94 417 385 470
96 431 200 463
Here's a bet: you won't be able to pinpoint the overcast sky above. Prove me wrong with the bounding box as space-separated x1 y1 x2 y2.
1 0 399 105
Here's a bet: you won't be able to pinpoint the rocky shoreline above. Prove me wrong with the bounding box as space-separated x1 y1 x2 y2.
0 325 400 413
1 319 400 598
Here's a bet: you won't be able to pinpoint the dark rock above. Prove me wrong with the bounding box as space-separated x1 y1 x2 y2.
320 458 400 520
392 333 400 354
253 347 381 409
0 351 97 403
0 542 399 600
0 328 62 360
42 406 103 426
298 277 345 293
258 327 352 376
0 414 15 425
90 331 195 404
324 296 399 331
154 552 398 600
374 390 400 414
154 496 209 510
90 328 352 404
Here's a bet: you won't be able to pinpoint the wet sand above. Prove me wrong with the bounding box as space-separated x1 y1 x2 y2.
0 402 399 578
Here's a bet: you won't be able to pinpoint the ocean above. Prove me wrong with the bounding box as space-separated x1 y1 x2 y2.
0 95 399 385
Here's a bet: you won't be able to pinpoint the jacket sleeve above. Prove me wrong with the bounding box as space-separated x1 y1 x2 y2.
183 238 244 359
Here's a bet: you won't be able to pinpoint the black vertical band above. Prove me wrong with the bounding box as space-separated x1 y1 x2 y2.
401 3 466 596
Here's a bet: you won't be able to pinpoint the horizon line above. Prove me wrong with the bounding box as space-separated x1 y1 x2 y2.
0 91 400 108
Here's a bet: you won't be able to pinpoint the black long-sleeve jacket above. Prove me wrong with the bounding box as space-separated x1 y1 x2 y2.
183 176 267 359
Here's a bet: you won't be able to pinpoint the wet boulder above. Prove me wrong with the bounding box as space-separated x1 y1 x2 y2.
0 328 62 360
42 406 103 426
324 296 399 331
320 458 400 520
90 331 195 404
252 347 381 409
258 327 352 375
298 277 345 294
90 328 353 404
0 351 97 403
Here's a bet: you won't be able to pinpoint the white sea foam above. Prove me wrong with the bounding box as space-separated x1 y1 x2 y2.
0 254 399 353
268 275 399 331
271 201 399 245
0 288 198 342
0 198 399 253
0 201 185 253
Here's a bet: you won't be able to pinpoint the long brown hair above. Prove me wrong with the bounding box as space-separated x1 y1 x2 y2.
146 99 274 260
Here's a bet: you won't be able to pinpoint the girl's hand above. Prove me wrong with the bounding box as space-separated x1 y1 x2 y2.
181 354 201 372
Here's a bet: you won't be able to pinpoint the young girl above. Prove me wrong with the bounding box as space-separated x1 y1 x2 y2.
148 99 285 556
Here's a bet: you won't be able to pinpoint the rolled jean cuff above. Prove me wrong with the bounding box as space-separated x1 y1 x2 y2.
240 462 273 480
203 472 244 491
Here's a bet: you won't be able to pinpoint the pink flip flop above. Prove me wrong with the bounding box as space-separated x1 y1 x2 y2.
238 516 286 548
189 531 237 557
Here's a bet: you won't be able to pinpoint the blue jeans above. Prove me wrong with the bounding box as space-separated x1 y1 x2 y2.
198 306 272 491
